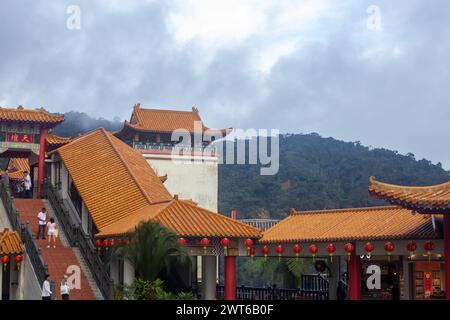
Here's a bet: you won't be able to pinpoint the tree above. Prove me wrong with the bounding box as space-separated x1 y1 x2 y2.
114 221 190 282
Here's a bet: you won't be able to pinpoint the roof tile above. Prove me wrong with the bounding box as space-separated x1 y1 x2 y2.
259 206 438 243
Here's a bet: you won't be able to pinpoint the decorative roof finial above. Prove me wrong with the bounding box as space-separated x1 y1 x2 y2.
173 194 179 200
192 106 199 114
17 105 24 110
134 102 141 109
290 208 297 215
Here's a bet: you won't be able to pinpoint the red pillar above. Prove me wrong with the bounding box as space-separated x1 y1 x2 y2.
348 250 361 300
224 256 236 300
445 214 450 300
37 127 46 198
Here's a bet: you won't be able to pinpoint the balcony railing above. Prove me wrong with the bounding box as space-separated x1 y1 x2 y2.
132 142 217 155
45 183 114 300
239 219 280 231
0 182 49 285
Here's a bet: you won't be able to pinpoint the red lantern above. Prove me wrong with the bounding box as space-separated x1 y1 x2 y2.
221 238 230 255
200 238 210 253
424 241 435 261
293 244 302 258
406 241 417 258
364 242 375 258
245 238 254 256
1 255 9 270
309 244 318 261
384 241 395 261
95 239 102 254
261 246 270 259
103 239 110 251
344 243 354 261
276 245 284 260
178 237 187 246
327 243 336 262
249 247 256 259
14 255 23 270
109 239 115 247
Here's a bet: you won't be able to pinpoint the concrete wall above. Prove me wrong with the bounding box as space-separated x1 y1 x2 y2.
143 153 218 212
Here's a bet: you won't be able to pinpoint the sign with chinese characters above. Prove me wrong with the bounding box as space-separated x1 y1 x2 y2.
0 127 40 155
6 132 34 143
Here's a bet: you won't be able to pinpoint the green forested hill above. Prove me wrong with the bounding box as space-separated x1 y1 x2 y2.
218 133 450 219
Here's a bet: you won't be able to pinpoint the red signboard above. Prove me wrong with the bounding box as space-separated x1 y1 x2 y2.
6 132 34 143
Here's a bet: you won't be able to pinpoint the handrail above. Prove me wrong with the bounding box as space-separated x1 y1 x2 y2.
0 182 49 285
216 284 328 300
45 183 114 300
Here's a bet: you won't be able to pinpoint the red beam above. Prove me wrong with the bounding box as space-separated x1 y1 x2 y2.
445 214 450 300
224 256 236 300
37 127 46 198
348 247 361 300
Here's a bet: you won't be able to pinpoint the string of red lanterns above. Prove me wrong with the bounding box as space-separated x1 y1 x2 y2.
1 255 23 270
344 242 354 261
275 245 284 261
308 244 318 261
220 238 230 256
424 241 435 261
364 242 375 258
326 243 336 262
292 244 302 259
384 241 395 261
406 241 417 258
261 245 270 260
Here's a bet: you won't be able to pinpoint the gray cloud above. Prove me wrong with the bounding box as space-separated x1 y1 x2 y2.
0 0 449 168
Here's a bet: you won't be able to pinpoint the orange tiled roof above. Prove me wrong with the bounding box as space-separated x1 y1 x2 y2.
8 158 30 180
0 228 24 255
259 206 438 244
368 176 450 213
96 199 261 238
118 103 229 135
50 128 173 230
46 134 72 146
0 106 64 125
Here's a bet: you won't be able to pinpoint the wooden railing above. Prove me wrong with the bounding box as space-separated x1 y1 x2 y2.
45 183 114 300
0 182 49 285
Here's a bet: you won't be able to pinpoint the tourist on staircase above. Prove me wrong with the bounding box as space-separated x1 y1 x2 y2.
61 275 70 300
23 170 32 198
42 274 52 300
37 207 47 240
47 217 58 248
1 169 9 191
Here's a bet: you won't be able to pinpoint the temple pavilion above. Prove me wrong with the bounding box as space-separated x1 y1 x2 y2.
368 176 450 300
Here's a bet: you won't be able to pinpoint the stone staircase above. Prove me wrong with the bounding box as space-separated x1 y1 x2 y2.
14 199 100 300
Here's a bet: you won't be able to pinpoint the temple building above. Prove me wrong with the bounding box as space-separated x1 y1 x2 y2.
114 103 230 212
47 127 260 300
368 176 450 300
0 106 65 197
258 206 444 300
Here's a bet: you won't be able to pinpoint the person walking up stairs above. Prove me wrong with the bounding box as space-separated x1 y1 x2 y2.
15 199 96 300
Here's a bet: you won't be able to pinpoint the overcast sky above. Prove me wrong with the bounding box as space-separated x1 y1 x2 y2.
1 1 449 168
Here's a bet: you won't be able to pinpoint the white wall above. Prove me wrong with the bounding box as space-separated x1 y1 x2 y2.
143 153 218 212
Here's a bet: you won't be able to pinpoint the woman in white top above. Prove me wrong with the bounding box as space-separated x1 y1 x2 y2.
47 218 57 248
60 275 70 300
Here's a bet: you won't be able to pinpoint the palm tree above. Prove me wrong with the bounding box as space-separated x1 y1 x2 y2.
114 221 190 282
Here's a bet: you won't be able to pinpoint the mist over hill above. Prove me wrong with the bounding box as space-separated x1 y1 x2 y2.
53 112 450 220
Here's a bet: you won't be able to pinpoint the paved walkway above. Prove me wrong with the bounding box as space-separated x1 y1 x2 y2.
14 199 96 300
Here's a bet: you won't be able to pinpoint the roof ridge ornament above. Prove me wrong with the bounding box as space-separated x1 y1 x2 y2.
17 105 24 110
290 208 297 215
134 102 141 109
192 106 199 114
